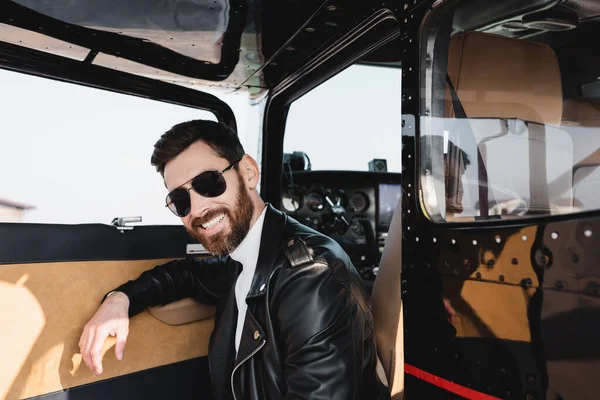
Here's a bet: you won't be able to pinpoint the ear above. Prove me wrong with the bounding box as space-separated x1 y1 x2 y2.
239 154 260 190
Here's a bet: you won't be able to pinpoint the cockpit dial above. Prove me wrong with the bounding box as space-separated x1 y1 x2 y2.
282 188 302 213
305 192 325 212
348 191 369 213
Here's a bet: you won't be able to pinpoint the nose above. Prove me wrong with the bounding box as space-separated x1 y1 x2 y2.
187 189 211 220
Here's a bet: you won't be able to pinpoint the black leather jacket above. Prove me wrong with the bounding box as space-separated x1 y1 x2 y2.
113 205 387 400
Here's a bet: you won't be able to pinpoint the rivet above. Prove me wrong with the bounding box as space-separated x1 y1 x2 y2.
584 229 592 238
472 240 477 246
259 283 266 292
495 235 501 244
404 3 408 9
326 5 337 11
287 239 295 247
408 154 412 158
415 237 419 242
253 330 260 340
451 239 456 244
407 226 411 231
522 235 528 241
432 237 437 243
499 275 505 282
305 27 316 33
475 272 482 279
512 258 518 265
571 253 579 263
486 259 494 269
285 46 295 51
551 231 559 240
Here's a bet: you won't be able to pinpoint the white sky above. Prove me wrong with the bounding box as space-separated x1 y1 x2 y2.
0 64 402 225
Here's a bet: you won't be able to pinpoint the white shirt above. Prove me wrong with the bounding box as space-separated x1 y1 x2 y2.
229 205 267 353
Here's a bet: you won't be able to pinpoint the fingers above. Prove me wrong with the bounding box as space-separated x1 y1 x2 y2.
80 326 96 373
89 328 109 375
115 324 129 361
79 298 131 375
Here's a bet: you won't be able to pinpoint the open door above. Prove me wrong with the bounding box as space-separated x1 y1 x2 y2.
0 49 233 399
0 223 216 400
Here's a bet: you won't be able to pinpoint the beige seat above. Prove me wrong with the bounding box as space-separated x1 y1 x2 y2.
443 31 570 220
371 194 403 399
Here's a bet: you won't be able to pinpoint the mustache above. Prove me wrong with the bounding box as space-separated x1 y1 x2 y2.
190 208 228 227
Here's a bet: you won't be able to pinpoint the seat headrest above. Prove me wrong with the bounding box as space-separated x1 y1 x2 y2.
445 32 563 125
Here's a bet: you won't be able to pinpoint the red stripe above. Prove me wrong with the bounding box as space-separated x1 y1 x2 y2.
404 363 502 400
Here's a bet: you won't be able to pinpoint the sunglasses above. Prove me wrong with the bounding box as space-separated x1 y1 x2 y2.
165 159 241 217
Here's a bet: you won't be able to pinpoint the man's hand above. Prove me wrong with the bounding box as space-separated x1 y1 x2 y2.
79 292 130 375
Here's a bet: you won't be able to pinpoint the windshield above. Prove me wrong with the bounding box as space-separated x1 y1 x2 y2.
284 64 402 172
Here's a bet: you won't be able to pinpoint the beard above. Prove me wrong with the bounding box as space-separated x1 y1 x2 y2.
186 173 254 256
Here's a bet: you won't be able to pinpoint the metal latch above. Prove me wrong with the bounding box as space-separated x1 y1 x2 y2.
111 216 142 232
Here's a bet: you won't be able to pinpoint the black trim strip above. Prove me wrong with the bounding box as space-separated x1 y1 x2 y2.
23 356 214 400
0 223 195 264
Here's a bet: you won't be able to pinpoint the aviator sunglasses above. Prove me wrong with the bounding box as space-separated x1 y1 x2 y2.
165 159 241 217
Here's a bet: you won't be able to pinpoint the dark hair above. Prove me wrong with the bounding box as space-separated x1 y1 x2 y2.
151 120 245 174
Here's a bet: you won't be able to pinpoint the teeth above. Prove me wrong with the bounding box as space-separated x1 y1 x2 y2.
202 214 224 229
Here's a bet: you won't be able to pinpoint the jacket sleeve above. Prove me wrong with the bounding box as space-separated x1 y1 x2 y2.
106 256 233 317
272 258 367 400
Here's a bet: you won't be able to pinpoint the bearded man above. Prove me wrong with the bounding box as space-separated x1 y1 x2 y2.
79 120 387 400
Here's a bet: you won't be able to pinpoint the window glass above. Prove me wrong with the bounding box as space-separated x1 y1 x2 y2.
284 64 402 172
0 69 251 224
420 10 600 222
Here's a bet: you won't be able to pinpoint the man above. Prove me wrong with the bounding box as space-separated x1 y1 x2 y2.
79 120 386 399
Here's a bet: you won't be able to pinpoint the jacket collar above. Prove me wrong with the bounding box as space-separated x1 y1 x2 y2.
245 204 287 299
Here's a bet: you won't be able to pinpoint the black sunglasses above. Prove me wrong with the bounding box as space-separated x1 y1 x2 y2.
165 159 241 217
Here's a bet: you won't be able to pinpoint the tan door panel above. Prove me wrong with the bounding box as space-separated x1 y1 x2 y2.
0 259 214 400
441 226 539 342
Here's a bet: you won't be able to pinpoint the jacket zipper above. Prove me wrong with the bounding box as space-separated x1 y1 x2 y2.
230 339 266 400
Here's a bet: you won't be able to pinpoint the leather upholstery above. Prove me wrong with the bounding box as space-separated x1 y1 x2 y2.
371 194 404 399
445 32 563 125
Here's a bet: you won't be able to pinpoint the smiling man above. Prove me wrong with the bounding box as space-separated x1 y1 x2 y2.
79 120 387 400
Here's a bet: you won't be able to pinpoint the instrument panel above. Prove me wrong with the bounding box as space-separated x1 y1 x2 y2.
283 185 376 240
281 171 401 282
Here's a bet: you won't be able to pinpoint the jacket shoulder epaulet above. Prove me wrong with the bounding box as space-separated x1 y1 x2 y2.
283 237 314 268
